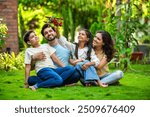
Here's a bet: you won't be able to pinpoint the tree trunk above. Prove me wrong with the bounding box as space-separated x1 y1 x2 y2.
116 0 121 29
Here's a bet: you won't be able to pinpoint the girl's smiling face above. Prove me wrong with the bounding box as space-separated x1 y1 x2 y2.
78 30 89 43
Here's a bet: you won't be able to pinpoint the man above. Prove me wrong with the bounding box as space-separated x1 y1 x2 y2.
30 24 80 86
24 30 76 90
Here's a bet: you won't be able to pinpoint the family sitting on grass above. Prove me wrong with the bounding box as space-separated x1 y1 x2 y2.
23 22 123 91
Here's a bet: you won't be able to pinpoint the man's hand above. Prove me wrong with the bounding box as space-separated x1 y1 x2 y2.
32 52 46 61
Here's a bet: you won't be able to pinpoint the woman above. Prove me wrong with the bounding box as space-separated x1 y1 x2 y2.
93 30 123 86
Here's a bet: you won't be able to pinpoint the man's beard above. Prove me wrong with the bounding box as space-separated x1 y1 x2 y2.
47 36 56 41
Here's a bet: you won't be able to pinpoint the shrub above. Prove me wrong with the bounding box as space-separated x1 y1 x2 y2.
0 18 8 49
0 52 25 71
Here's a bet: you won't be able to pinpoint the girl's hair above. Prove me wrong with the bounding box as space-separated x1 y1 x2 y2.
96 30 115 62
41 23 60 38
75 29 93 60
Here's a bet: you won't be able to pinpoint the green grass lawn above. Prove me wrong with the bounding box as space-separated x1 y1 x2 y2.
0 64 150 100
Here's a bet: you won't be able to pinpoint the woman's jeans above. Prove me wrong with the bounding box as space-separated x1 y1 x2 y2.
100 70 124 84
28 66 75 88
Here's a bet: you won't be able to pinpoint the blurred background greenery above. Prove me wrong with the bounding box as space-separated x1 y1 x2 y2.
0 0 149 99
1 0 149 71
17 0 149 71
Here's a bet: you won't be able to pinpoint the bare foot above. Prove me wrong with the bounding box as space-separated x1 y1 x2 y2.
100 83 108 87
98 81 108 88
65 83 77 86
29 86 36 91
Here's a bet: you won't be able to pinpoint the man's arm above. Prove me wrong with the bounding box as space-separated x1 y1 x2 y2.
58 36 75 52
24 64 31 88
51 53 65 67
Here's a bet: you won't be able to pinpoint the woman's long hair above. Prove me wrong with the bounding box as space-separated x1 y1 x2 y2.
74 29 93 60
96 30 115 62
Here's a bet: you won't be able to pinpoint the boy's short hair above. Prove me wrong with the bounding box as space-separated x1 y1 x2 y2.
41 23 56 37
23 30 34 44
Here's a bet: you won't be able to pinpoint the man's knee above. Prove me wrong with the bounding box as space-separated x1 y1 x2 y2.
28 76 40 86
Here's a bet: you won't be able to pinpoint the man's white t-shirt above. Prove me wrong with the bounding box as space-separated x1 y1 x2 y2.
24 44 56 73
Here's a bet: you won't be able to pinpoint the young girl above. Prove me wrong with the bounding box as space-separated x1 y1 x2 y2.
93 30 123 86
59 28 107 87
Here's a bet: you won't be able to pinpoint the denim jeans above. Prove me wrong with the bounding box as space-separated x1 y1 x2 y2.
52 66 75 82
100 70 124 84
63 69 80 85
75 60 99 85
28 66 75 88
28 76 42 86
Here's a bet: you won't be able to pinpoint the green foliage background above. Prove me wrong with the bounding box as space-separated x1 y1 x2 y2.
0 52 24 71
0 20 8 49
18 0 149 70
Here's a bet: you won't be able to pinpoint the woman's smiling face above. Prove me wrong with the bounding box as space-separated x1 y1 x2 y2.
93 33 104 48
